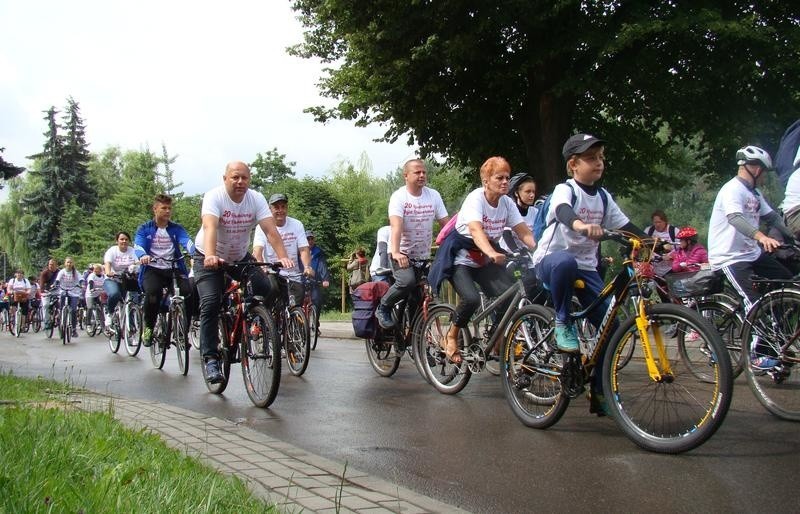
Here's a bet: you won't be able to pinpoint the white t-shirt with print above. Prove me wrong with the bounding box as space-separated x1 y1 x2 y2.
454 187 524 268
370 225 391 275
195 186 271 262
7 278 30 295
104 246 138 274
387 186 447 260
708 177 772 268
253 216 308 281
85 272 106 298
149 227 176 269
55 269 83 298
532 179 629 271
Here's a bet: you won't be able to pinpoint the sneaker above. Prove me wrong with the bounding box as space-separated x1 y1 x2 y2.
44 321 52 330
71 329 78 338
684 330 700 342
104 316 112 329
142 327 153 347
395 342 406 356
751 355 780 370
555 323 580 353
588 389 609 417
376 305 395 329
205 359 224 384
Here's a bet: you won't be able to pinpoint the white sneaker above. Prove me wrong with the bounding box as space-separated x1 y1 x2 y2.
104 316 112 328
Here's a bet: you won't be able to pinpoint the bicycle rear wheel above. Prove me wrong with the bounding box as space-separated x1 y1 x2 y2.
309 305 319 350
365 335 401 377
241 305 280 407
203 315 232 394
603 303 732 454
416 304 471 394
150 313 168 369
681 299 744 379
124 303 143 356
107 310 121 353
285 307 310 376
172 303 190 376
742 289 800 421
501 305 569 429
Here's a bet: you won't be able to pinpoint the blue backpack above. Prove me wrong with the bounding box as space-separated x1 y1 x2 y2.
776 119 800 187
532 182 608 241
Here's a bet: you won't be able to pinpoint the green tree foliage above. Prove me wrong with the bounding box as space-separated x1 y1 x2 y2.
250 148 296 191
290 1 800 193
0 148 25 186
61 97 96 213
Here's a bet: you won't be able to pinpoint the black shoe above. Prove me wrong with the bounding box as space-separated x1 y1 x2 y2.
205 359 224 384
376 305 395 329
71 329 78 338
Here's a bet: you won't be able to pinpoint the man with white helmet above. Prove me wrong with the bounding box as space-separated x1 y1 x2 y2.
708 145 794 367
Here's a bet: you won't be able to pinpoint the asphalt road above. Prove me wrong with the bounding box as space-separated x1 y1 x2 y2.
2 328 799 513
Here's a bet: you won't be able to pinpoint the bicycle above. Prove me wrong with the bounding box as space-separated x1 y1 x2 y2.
43 288 61 339
106 268 143 356
361 262 434 380
54 285 79 345
301 276 321 351
273 272 311 377
8 292 29 338
27 297 42 333
740 276 800 420
500 230 733 454
415 252 534 394
201 261 281 408
83 287 107 338
147 256 191 375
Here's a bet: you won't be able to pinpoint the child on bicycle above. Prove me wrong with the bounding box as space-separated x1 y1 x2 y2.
531 134 645 415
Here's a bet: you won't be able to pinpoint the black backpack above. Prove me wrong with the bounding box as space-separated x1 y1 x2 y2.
776 119 800 187
646 224 677 242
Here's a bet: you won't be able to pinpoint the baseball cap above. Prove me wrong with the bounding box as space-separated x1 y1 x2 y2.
268 193 288 205
562 134 606 160
305 230 315 238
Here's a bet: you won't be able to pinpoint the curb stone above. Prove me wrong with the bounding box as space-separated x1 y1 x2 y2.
77 392 466 513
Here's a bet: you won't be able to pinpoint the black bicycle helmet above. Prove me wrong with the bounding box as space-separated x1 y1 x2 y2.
508 173 534 198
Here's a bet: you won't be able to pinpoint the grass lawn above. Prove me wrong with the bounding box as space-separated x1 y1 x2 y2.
0 371 276 513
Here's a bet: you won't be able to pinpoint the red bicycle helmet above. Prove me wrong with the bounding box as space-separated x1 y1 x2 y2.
677 226 698 239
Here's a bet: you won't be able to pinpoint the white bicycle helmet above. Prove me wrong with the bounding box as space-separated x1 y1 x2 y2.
736 145 772 168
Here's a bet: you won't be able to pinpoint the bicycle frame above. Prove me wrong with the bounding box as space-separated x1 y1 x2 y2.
564 234 673 381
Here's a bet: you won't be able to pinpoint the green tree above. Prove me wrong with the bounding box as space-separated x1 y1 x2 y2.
21 107 65 266
290 1 800 193
250 148 296 192
61 97 96 213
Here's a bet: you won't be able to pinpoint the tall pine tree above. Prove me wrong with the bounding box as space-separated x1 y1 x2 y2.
61 97 96 212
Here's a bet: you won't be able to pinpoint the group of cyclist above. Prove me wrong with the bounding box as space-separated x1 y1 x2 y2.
368 135 799 417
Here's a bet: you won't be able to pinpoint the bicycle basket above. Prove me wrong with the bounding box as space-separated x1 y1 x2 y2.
665 269 723 298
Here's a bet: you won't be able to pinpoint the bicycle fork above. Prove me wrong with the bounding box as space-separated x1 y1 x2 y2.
634 301 673 382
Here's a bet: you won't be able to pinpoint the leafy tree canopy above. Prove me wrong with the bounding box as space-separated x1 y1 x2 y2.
250 147 297 191
290 1 800 193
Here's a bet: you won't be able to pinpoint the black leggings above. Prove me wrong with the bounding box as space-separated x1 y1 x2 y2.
450 264 513 327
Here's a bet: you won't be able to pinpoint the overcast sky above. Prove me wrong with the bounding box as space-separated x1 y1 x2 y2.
0 0 417 195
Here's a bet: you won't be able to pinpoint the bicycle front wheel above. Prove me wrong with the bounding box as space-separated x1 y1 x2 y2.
603 303 732 454
241 305 280 407
14 308 22 338
172 303 190 376
31 308 42 333
47 308 58 339
150 313 168 369
501 305 569 429
285 307 310 376
742 289 800 421
124 303 143 356
60 305 70 344
416 304 471 395
309 305 319 350
107 310 121 353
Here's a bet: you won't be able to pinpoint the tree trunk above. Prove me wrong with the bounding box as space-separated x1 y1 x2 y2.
519 91 574 193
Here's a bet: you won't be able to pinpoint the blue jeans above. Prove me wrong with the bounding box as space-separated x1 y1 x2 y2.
536 250 615 392
194 255 278 361
103 276 138 314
